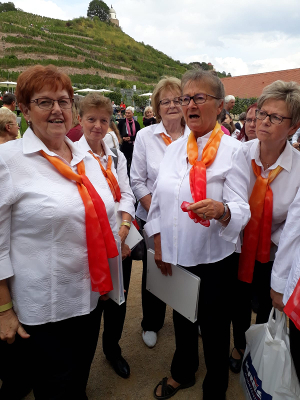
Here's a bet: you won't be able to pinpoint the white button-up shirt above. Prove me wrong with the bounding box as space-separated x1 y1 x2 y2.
0 128 117 325
144 131 250 267
77 135 135 219
130 121 190 222
234 138 300 261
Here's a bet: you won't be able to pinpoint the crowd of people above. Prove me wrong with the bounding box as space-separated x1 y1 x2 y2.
0 64 300 400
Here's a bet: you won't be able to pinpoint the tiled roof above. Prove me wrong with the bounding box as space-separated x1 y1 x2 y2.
221 68 300 99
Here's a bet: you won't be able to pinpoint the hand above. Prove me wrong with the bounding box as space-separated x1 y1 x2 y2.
123 137 131 141
292 143 300 149
0 308 30 344
121 243 131 260
154 233 172 276
100 294 110 301
118 225 129 244
187 199 224 221
270 289 285 312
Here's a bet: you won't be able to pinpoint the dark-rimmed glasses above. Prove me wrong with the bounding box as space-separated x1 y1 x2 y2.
159 98 181 107
255 109 292 125
178 93 221 106
30 98 74 110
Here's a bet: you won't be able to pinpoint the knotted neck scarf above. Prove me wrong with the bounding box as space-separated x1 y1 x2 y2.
238 160 283 283
40 150 118 295
181 122 224 227
160 133 172 146
125 118 136 137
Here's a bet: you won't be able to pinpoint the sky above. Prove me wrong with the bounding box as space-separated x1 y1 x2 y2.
14 0 300 77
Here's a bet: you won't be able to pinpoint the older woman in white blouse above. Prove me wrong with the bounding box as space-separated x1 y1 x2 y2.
0 65 118 399
130 77 190 348
145 69 250 400
77 93 135 379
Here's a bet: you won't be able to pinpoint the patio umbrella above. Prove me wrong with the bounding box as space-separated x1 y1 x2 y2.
139 92 152 97
0 81 17 89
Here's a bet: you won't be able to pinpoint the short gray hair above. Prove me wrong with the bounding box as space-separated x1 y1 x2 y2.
0 108 16 137
181 69 225 103
225 95 235 103
126 106 134 113
258 80 300 126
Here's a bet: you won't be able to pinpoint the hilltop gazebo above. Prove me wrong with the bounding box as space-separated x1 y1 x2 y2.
109 5 119 26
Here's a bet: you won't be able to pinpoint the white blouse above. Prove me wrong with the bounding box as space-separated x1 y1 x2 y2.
0 128 117 325
233 138 300 261
144 131 250 267
130 121 190 222
77 135 135 219
271 186 300 301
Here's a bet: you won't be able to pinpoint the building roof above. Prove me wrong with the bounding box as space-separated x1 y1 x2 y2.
221 68 300 99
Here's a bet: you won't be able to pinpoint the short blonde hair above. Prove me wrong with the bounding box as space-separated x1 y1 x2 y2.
151 77 181 123
79 93 113 117
0 108 17 137
143 106 153 118
258 80 300 126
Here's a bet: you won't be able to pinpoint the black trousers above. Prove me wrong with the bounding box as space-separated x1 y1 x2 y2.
170 252 237 400
231 257 273 350
4 299 103 400
139 218 166 333
290 319 300 383
101 255 132 359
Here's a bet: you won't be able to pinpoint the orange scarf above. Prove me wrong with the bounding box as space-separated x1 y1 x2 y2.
40 150 118 295
89 151 121 202
238 160 283 283
284 278 300 330
160 133 172 146
181 122 223 227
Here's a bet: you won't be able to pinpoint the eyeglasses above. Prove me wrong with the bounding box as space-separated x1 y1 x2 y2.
246 118 256 124
30 98 74 110
255 109 292 125
159 98 181 107
178 93 221 106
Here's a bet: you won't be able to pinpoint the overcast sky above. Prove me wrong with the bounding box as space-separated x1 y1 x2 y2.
14 0 300 77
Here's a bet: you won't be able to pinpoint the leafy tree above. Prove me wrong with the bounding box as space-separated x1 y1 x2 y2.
0 2 17 12
87 0 110 22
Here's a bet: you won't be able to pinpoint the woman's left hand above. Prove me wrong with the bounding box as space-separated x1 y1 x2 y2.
187 199 224 220
118 226 130 244
270 289 285 312
121 243 131 260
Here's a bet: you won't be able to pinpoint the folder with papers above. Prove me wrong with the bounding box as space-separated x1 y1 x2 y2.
146 249 201 323
108 236 125 305
115 203 143 250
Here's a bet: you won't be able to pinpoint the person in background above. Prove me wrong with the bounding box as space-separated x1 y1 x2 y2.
234 103 258 142
0 64 118 399
145 69 249 400
104 120 122 150
77 93 135 380
120 101 126 115
235 112 246 131
143 106 156 127
2 93 16 112
67 94 83 142
0 108 19 144
218 109 230 135
115 108 124 121
131 77 189 349
224 94 235 112
118 106 140 175
223 112 239 136
291 127 300 150
229 81 300 374
111 100 117 115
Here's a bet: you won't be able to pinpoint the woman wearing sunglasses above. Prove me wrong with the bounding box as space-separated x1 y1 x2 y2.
229 80 300 374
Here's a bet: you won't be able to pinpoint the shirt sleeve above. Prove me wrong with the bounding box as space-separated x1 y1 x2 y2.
0 156 15 280
271 187 300 294
144 177 161 237
291 128 300 144
220 145 251 244
130 131 151 201
115 150 135 219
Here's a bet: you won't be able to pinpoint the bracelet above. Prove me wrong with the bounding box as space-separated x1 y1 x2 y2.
217 203 228 221
122 219 131 224
0 301 13 313
120 221 131 229
222 209 231 222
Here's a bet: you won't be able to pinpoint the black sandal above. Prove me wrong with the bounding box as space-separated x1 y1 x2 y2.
229 347 244 374
153 377 195 399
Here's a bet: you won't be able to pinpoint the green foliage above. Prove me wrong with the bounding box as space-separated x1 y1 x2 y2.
132 94 148 108
0 2 17 12
105 90 121 104
231 97 258 115
87 0 109 22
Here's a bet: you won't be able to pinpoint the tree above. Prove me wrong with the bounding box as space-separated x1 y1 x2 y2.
0 2 17 12
87 0 110 22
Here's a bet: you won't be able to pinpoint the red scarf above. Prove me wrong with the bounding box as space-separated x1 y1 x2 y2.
40 150 118 295
126 118 136 137
181 122 224 227
284 278 300 330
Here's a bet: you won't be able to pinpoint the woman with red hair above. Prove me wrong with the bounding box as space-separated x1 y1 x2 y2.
234 103 258 142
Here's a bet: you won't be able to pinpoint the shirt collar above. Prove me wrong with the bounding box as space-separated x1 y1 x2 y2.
78 134 117 160
153 121 190 139
250 138 292 173
22 127 87 166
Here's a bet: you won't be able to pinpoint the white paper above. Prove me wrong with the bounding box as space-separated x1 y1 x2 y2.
146 249 200 322
115 203 143 250
108 235 125 305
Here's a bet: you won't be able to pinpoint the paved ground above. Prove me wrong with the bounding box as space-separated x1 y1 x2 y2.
24 260 246 400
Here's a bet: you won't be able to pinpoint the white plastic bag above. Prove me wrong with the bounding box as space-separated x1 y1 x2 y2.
241 308 300 400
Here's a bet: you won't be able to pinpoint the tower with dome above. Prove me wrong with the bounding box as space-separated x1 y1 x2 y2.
109 5 119 26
